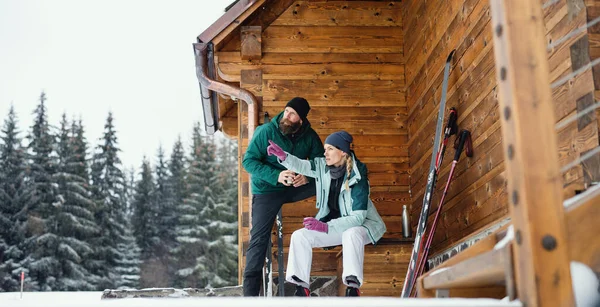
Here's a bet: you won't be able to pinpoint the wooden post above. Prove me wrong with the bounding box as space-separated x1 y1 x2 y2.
241 26 262 60
239 69 263 282
489 0 575 306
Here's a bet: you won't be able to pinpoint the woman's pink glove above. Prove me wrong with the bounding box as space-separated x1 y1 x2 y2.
267 140 286 161
303 217 328 233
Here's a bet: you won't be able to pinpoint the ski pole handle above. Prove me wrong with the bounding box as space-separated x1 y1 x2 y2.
445 107 458 134
454 130 473 161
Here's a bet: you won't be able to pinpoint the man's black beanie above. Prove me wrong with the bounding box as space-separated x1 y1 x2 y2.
286 97 310 121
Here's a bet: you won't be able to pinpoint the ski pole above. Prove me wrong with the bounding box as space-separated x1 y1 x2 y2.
410 130 473 297
408 107 458 296
20 271 24 299
401 49 456 298
435 107 459 173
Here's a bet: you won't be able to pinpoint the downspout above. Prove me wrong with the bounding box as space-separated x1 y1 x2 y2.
193 42 257 138
193 42 258 256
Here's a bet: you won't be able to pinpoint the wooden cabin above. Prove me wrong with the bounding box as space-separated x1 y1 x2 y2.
194 0 600 305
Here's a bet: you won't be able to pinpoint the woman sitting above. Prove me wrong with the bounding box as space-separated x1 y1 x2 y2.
267 130 387 297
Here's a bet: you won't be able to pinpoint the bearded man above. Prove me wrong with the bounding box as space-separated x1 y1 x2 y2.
241 97 324 296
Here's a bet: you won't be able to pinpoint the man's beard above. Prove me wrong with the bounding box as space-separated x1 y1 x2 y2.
279 118 301 135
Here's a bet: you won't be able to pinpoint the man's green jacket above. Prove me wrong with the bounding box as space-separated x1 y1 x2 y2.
242 111 324 194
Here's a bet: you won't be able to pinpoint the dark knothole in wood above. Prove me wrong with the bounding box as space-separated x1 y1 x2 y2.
512 190 519 206
500 67 507 80
504 106 511 120
516 230 522 245
542 235 557 251
495 24 503 37
293 10 297 15
507 144 514 160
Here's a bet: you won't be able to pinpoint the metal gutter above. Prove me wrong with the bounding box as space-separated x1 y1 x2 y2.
193 42 257 138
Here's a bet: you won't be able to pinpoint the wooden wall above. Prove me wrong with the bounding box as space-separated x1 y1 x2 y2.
215 0 409 288
402 0 599 257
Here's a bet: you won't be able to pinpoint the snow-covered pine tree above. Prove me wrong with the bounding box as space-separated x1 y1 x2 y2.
48 114 99 290
138 145 176 287
198 136 238 287
24 92 62 291
0 105 29 291
131 158 159 257
122 167 135 219
89 112 137 289
167 136 188 287
172 125 212 288
69 118 104 288
155 145 176 250
114 224 141 289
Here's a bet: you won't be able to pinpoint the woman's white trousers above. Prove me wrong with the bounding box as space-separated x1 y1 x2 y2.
285 226 371 288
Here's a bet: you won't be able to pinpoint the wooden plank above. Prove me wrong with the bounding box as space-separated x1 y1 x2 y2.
217 63 405 82
262 80 405 105
565 184 600 272
490 0 575 305
262 26 403 53
272 1 401 27
411 95 503 205
422 244 511 290
241 26 262 60
408 44 495 152
217 51 405 65
407 14 494 149
552 69 594 123
405 0 484 88
217 0 296 52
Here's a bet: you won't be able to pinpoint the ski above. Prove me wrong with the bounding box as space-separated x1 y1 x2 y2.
401 49 456 298
409 129 473 297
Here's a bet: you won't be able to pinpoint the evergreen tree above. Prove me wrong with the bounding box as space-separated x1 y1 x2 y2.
155 145 176 250
89 112 134 289
25 92 61 291
0 105 29 291
69 118 104 288
197 136 238 287
114 224 141 289
131 158 159 256
122 167 135 219
46 114 99 290
137 145 176 287
167 137 188 287
172 125 212 288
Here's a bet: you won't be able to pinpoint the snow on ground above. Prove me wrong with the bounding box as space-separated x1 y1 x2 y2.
0 292 525 307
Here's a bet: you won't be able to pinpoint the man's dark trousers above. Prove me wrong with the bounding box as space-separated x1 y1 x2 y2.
243 184 316 296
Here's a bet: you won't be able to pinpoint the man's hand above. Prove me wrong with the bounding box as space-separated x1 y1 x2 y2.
292 174 309 187
278 170 296 186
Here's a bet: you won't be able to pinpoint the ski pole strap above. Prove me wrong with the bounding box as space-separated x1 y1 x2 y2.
445 107 458 135
454 130 472 161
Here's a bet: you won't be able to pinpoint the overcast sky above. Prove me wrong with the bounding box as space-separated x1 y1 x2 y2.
0 0 232 171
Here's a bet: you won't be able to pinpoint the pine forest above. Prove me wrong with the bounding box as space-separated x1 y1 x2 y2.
0 92 239 291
